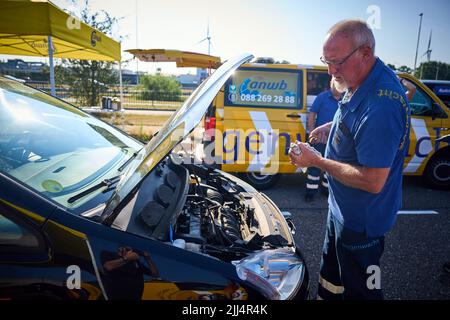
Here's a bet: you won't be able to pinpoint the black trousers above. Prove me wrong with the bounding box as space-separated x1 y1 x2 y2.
317 211 385 300
305 143 328 195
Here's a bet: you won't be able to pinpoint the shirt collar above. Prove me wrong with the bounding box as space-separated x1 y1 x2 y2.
342 57 385 112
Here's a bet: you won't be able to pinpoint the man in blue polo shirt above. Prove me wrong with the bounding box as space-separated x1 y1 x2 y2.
305 79 340 201
290 19 410 299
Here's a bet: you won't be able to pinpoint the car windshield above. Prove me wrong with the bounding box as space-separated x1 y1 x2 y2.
0 78 142 210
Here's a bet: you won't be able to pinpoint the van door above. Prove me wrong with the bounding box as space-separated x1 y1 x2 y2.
215 65 306 176
402 79 444 176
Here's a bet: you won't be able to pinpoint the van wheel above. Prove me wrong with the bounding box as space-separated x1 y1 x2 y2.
423 154 450 190
240 173 281 190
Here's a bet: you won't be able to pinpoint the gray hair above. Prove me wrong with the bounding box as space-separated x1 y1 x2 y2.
327 19 376 53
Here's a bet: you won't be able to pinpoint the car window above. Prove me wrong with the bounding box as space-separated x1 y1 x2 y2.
0 79 142 209
0 208 51 262
0 210 48 260
430 84 450 109
306 70 330 109
0 214 39 247
307 70 330 96
407 85 433 116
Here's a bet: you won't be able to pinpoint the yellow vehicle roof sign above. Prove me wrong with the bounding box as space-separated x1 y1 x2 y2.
126 49 221 69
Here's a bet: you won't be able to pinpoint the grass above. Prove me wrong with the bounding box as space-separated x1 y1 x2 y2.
122 103 181 111
97 113 171 126
95 113 171 143
128 127 154 143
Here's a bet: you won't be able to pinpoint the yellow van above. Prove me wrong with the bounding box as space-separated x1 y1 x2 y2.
204 65 450 190
126 50 450 190
203 62 330 189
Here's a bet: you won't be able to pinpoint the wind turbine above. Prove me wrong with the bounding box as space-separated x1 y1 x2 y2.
196 20 212 55
422 30 432 62
419 30 433 79
194 20 214 77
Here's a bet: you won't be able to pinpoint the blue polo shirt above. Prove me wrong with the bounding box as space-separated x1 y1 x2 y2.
310 91 339 127
325 58 411 237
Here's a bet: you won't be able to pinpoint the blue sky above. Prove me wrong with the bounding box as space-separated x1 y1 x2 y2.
3 0 450 75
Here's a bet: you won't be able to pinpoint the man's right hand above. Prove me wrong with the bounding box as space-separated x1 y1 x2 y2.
309 122 332 144
119 247 140 261
122 250 139 261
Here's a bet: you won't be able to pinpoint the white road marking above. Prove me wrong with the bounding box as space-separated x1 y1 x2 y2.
397 210 439 215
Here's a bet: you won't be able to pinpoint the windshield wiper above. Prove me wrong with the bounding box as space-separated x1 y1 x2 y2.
118 148 143 172
67 175 122 204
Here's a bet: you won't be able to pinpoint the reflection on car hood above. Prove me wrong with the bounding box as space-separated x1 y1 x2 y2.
101 53 253 220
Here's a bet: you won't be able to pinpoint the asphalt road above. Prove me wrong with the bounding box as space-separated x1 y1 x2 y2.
263 174 450 300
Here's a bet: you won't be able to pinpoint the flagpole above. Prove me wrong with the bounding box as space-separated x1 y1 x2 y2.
414 13 423 72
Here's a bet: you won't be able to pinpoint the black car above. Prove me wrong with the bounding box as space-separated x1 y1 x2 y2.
0 54 309 300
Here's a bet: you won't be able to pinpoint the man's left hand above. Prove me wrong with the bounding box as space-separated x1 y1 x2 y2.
289 142 323 168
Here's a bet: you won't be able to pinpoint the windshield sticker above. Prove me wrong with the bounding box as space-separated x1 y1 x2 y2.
225 70 300 108
42 180 64 193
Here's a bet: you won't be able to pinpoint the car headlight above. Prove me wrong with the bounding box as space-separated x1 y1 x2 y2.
233 248 305 300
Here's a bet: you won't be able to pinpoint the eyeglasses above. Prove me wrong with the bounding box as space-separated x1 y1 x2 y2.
320 45 362 68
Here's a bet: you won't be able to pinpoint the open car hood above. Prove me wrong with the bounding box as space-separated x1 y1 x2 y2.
101 53 253 220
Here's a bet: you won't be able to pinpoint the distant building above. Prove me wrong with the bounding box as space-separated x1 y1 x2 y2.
176 68 209 90
197 68 209 82
121 69 139 85
0 59 47 74
176 73 199 90
0 59 49 83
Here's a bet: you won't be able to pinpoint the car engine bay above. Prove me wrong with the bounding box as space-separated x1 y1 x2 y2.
114 154 294 262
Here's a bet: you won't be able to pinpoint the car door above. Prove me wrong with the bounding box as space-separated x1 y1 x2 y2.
402 79 444 176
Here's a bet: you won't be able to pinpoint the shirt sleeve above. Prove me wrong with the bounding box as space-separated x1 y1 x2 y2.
354 95 405 168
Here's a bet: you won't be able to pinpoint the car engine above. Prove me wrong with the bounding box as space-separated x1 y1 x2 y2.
117 155 293 262
171 162 292 261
